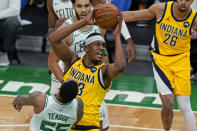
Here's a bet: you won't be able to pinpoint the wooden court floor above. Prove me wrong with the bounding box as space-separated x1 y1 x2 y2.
0 96 197 131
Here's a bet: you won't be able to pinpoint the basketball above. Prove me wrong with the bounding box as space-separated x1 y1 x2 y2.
94 4 120 30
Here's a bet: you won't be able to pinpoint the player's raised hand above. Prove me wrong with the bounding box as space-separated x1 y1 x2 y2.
13 96 23 112
112 14 123 36
85 10 96 25
127 39 136 63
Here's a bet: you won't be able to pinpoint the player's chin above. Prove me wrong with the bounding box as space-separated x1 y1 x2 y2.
80 16 87 19
95 55 103 61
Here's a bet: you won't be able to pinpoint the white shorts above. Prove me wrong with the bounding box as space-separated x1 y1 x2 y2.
100 101 109 129
50 79 61 95
50 60 64 95
152 64 172 95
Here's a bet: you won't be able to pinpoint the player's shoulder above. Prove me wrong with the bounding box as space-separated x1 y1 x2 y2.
149 2 166 11
149 2 166 17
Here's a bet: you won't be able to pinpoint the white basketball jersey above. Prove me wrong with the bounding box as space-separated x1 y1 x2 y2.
52 0 75 19
51 0 75 83
30 95 78 131
65 18 101 57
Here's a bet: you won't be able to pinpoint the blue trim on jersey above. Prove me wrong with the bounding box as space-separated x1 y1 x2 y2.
64 57 81 75
171 2 192 22
82 58 90 68
98 66 106 90
157 2 167 24
82 57 102 68
72 125 99 130
154 35 160 54
150 54 173 93
190 12 197 35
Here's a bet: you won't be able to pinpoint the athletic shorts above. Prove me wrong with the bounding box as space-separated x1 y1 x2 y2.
150 51 191 96
100 101 109 129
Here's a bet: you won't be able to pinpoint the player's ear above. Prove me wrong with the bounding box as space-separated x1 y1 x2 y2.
84 45 88 51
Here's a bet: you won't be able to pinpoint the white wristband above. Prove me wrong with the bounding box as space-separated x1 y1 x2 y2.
121 19 132 40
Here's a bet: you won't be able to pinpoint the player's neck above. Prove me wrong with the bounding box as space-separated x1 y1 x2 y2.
55 94 65 104
83 55 101 67
173 3 191 20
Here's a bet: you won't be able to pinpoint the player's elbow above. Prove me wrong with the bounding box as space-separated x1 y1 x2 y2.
114 64 126 74
120 64 126 73
48 33 55 46
48 32 61 47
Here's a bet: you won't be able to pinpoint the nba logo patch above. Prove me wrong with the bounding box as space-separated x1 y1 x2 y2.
90 67 97 73
183 22 190 28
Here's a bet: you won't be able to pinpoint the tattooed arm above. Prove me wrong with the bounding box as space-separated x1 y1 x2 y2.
13 91 46 114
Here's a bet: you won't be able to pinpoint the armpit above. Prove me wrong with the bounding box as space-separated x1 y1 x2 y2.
193 18 197 31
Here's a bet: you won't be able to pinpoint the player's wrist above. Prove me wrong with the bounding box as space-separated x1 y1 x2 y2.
61 79 64 84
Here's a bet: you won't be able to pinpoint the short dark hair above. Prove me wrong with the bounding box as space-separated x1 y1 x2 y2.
71 0 92 4
59 79 78 103
86 32 102 39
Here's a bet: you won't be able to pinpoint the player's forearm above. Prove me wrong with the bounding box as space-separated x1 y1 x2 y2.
49 19 87 44
122 9 155 22
48 16 57 34
122 11 136 22
126 38 135 48
14 95 33 106
114 34 126 74
48 27 55 35
48 49 64 82
49 64 64 83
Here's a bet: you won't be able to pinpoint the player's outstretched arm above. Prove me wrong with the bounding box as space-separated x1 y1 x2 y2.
13 91 44 112
102 14 126 87
122 2 163 22
48 10 95 65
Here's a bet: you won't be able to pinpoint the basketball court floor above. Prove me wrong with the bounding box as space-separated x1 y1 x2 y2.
0 6 196 130
0 51 197 131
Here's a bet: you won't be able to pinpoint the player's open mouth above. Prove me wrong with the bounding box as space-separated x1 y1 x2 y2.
80 15 87 18
97 52 103 57
180 6 186 10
